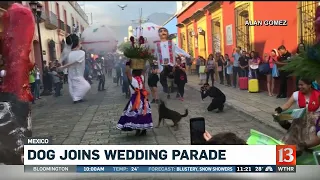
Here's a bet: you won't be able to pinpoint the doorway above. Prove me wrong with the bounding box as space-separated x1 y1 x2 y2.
33 40 42 73
211 18 221 55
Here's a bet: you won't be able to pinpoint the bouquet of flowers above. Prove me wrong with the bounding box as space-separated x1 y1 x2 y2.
123 36 154 69
281 6 320 82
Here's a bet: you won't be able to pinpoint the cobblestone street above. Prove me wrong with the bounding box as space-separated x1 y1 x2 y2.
32 77 282 145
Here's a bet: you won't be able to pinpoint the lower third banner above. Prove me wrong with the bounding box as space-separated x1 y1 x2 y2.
25 165 280 173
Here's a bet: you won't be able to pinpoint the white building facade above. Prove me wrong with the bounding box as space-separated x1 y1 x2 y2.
25 1 89 72
38 1 89 63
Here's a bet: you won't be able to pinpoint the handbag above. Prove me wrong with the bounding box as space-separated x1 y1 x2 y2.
272 64 279 78
199 66 206 73
217 66 223 72
258 63 270 75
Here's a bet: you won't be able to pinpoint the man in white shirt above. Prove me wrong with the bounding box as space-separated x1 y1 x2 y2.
154 27 190 72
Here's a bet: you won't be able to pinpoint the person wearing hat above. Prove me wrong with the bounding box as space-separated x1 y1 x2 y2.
154 27 190 73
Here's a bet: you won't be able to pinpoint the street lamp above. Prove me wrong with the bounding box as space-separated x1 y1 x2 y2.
29 1 44 74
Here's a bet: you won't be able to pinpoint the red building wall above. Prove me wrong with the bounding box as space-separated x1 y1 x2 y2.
253 1 298 54
253 1 299 96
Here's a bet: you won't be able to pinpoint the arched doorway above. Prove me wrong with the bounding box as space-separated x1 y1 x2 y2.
33 40 42 73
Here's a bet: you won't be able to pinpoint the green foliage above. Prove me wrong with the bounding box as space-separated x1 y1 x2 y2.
123 44 154 60
281 44 320 80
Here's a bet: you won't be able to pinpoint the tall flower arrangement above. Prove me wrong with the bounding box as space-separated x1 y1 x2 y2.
123 36 154 60
281 6 320 81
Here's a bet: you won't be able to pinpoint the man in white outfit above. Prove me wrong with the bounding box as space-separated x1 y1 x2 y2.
154 27 190 73
60 34 91 104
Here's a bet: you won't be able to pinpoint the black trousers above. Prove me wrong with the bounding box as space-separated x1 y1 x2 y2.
279 70 289 96
225 68 231 85
207 97 225 111
232 66 241 87
177 81 186 97
98 74 105 90
206 69 214 85
64 74 68 84
218 71 224 84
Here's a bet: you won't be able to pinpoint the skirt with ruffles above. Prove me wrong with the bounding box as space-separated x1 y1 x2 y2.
116 93 153 131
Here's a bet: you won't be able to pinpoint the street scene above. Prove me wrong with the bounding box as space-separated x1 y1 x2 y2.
31 76 283 145
0 1 320 167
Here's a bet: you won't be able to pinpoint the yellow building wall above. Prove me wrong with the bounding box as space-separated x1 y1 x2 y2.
197 16 207 58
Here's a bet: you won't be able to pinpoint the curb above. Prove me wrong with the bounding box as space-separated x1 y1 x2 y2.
186 83 285 134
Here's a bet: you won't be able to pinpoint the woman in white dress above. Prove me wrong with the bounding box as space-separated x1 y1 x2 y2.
60 34 91 103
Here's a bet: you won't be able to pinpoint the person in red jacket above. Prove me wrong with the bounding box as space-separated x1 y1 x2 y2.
275 78 320 152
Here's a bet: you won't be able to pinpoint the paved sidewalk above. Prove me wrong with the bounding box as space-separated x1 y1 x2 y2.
186 75 296 133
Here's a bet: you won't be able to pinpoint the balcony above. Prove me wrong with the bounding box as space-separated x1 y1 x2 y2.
69 1 89 24
44 11 58 30
58 19 65 31
66 25 71 34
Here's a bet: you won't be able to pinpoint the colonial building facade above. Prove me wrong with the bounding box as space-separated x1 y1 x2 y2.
177 1 317 95
35 1 89 67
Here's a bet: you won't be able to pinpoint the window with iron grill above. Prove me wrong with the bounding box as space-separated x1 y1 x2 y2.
298 1 317 45
211 19 221 54
235 3 251 51
187 28 194 54
180 32 186 51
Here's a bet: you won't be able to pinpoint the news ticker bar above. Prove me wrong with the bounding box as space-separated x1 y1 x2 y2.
24 165 296 173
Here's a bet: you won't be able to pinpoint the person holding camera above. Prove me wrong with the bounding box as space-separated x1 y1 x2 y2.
200 83 226 112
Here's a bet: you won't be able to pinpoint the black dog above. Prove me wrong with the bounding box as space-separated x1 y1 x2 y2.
157 100 188 130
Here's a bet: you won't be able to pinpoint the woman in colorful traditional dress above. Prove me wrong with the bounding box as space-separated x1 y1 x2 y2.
116 66 153 136
275 78 320 151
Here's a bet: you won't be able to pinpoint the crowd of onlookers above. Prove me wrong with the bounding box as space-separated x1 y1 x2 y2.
190 44 302 98
29 60 67 104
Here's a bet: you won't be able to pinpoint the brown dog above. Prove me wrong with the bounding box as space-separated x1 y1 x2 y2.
157 100 188 130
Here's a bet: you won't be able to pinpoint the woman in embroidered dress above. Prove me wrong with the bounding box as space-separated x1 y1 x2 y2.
275 78 320 152
116 65 153 136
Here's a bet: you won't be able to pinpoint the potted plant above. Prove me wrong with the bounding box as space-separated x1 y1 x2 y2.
123 36 154 70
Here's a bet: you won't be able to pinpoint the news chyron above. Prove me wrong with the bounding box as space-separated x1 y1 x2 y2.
24 138 297 173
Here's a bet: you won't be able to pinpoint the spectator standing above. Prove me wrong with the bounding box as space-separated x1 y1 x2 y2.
196 56 201 76
115 62 122 86
224 54 232 86
266 49 279 96
275 45 291 98
249 51 261 79
199 57 206 85
34 64 41 100
29 67 36 104
239 51 249 77
49 66 62 97
216 53 225 84
232 47 241 88
206 54 215 86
